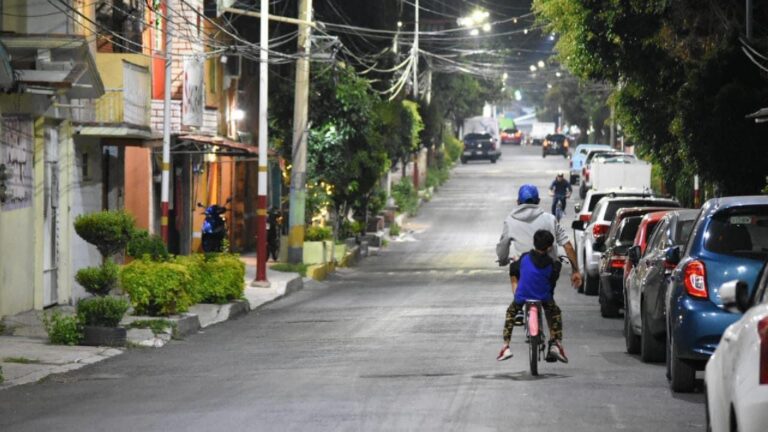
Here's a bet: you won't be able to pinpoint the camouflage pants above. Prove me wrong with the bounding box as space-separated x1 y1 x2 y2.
503 300 563 343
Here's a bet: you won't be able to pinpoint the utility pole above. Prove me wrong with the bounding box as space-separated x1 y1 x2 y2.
609 104 616 149
287 0 312 264
746 0 753 40
252 0 270 286
411 0 420 192
160 0 172 244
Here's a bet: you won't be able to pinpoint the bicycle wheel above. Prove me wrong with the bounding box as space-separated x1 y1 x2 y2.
527 304 540 376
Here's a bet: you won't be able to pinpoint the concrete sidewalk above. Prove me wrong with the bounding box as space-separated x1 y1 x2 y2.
0 256 302 391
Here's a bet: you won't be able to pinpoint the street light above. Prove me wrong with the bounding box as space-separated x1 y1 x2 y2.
537 60 545 69
529 65 537 72
555 71 562 78
458 8 491 35
470 28 479 36
232 108 246 121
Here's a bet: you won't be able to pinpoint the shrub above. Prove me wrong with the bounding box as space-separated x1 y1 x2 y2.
271 262 309 277
176 254 245 304
75 259 118 297
120 259 193 316
392 179 419 216
42 312 82 346
389 221 401 237
443 129 463 162
74 211 135 258
367 188 388 216
306 225 332 241
77 296 130 327
127 229 169 261
426 165 450 189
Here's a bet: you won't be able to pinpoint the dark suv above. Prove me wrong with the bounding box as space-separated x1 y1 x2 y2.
542 134 569 158
460 133 501 164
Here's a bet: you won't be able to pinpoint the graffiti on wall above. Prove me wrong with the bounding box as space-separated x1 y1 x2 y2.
182 57 205 127
0 116 34 211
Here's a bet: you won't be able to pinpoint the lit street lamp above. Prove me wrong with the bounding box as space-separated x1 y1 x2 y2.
529 65 537 72
537 60 545 69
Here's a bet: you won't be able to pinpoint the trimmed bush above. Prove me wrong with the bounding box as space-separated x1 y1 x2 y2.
42 312 82 346
392 179 419 216
120 259 193 316
75 259 118 297
77 296 130 327
175 254 245 304
74 211 135 258
443 130 463 163
127 229 169 261
306 225 332 241
389 221 401 237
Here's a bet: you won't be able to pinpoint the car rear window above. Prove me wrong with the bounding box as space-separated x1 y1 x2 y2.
603 200 680 221
704 206 768 260
464 133 492 140
675 220 695 245
618 217 642 244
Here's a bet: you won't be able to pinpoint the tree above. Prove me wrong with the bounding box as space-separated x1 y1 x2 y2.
533 0 768 197
540 80 611 143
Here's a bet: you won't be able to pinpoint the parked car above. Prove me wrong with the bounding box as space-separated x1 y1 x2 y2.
460 132 500 164
580 152 638 198
572 196 680 295
569 144 611 185
500 127 522 145
596 207 678 317
665 196 768 392
622 211 670 292
542 134 570 158
573 189 657 290
624 209 699 361
705 263 768 432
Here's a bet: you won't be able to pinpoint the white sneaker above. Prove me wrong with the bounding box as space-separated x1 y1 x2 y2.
548 340 568 363
496 344 513 361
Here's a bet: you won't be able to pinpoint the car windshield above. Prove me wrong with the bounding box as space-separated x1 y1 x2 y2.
503 128 517 134
546 134 567 142
603 200 680 221
704 206 768 260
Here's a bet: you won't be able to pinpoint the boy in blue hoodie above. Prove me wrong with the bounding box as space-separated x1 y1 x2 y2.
497 230 568 363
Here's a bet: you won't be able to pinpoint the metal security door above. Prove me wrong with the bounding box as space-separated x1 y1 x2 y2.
43 127 60 307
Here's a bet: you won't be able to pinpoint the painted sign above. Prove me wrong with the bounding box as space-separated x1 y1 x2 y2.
182 57 205 127
0 116 34 211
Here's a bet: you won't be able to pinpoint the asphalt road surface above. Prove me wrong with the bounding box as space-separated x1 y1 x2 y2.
0 146 706 431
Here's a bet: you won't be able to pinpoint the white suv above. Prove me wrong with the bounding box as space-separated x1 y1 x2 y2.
572 195 680 295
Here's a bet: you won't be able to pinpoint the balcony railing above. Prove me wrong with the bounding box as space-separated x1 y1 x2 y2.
72 87 151 128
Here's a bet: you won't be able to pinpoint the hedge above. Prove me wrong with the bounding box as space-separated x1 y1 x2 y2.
120 259 193 316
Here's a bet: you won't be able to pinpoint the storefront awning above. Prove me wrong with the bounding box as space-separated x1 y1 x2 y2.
76 125 157 140
177 134 276 157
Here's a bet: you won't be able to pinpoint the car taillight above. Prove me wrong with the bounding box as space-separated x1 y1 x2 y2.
593 223 609 238
610 256 626 269
759 317 768 385
564 141 569 148
683 260 708 299
579 214 591 223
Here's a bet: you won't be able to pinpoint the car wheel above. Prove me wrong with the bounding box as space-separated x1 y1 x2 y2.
669 332 696 392
562 153 568 159
584 271 599 296
640 297 665 362
624 290 641 354
579 183 587 200
490 157 497 164
460 157 467 164
542 153 547 158
599 280 620 317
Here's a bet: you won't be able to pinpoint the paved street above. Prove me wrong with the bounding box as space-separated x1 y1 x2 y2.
0 146 705 432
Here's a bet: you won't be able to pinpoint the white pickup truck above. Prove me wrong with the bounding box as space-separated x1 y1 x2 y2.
590 160 652 192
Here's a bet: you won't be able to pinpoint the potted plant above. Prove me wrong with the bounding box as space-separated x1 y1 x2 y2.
73 211 135 346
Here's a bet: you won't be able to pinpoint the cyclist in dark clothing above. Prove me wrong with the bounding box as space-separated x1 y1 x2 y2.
549 172 572 215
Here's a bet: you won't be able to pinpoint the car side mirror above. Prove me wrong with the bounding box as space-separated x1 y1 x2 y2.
572 220 585 231
627 245 640 265
664 246 681 266
720 280 751 313
574 203 582 213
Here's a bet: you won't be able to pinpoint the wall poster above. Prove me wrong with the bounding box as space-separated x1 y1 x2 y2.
0 116 34 211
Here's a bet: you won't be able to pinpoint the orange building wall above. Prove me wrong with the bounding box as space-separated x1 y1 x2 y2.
124 147 152 230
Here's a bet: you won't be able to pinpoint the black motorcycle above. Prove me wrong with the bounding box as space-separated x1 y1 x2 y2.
198 197 231 252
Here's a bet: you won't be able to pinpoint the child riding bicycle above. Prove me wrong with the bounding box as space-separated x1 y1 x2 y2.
497 230 569 363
